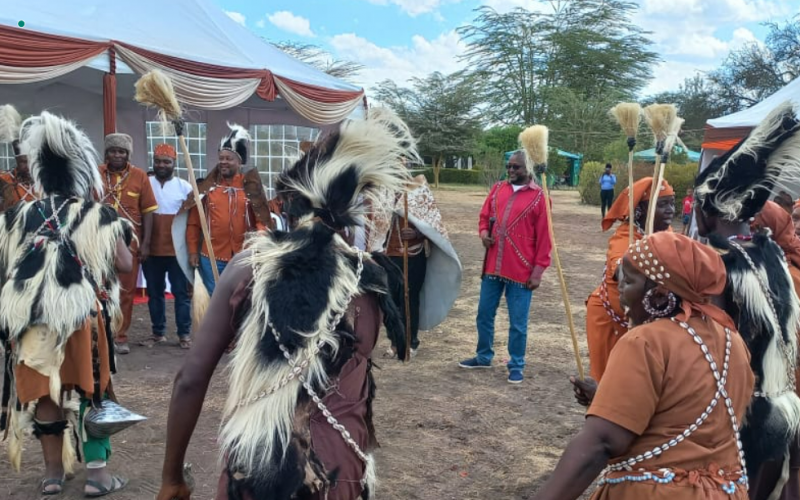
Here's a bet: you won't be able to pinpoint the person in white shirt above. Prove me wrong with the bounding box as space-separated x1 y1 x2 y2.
141 144 194 349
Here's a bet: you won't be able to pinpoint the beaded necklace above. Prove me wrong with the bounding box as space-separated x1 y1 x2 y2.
599 318 748 494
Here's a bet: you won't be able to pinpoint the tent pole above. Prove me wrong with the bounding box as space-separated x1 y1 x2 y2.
103 47 117 135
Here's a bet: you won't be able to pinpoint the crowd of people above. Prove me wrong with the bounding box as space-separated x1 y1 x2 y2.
2 97 800 500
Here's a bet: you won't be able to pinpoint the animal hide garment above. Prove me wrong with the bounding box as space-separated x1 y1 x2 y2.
711 231 800 474
0 197 130 349
219 227 402 500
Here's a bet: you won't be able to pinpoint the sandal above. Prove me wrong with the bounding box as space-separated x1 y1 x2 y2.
84 475 128 498
41 477 64 495
139 336 166 347
179 338 192 350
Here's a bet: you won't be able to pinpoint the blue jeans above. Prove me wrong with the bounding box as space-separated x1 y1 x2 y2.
475 277 533 372
143 256 191 338
199 255 228 295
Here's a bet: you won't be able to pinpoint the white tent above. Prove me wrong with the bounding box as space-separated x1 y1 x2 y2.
0 0 365 188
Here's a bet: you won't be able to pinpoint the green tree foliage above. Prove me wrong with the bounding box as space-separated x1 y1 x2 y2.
457 1 659 125
707 16 800 113
374 71 484 186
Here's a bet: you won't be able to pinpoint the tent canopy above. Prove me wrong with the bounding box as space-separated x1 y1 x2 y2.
0 0 365 125
702 76 800 151
634 145 701 163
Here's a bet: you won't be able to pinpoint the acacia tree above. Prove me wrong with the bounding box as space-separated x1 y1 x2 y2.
375 71 483 187
271 41 364 82
708 16 800 113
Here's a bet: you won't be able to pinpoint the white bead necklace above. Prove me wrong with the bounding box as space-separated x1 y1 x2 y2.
602 318 748 492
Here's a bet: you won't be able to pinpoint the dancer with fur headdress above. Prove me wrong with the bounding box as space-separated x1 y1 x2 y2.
0 112 134 496
156 108 413 500
693 101 800 499
0 104 36 211
178 124 271 295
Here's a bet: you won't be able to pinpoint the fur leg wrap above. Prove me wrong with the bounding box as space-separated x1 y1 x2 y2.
361 453 377 500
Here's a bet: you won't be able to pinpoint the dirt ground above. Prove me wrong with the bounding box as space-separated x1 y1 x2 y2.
0 187 610 500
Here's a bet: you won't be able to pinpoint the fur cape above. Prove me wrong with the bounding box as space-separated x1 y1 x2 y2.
710 231 800 476
219 108 417 500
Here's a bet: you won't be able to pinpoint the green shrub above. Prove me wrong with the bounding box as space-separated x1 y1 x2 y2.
421 168 483 185
578 161 697 206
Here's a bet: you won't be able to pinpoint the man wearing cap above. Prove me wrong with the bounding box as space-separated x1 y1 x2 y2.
141 144 193 349
186 124 264 294
100 133 158 354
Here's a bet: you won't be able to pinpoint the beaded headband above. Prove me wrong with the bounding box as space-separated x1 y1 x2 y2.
629 237 671 286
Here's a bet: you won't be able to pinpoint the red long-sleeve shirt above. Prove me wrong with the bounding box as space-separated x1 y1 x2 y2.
479 181 552 285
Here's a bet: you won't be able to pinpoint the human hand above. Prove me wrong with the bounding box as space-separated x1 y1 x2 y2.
526 274 542 290
481 235 494 249
156 481 192 500
570 376 598 407
189 254 200 268
400 228 418 241
139 244 150 263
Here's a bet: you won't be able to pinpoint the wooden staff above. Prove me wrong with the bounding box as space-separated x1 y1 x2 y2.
133 70 219 282
403 191 412 362
642 104 677 236
520 125 585 380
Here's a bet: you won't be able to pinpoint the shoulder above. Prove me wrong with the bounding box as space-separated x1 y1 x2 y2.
131 165 150 181
0 171 12 182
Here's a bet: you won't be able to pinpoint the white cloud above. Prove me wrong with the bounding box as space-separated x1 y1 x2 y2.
481 0 551 13
330 31 466 91
225 11 246 27
268 11 316 37
364 0 464 17
255 19 266 29
643 60 716 95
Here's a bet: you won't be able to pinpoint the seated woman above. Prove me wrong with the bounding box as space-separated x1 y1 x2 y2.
534 232 754 500
585 177 675 381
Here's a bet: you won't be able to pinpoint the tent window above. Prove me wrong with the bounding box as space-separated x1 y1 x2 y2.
0 143 14 172
250 125 319 199
145 121 207 179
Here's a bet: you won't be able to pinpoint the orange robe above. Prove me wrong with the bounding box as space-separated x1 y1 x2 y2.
586 223 637 380
0 170 36 211
186 174 258 262
588 316 754 499
99 163 158 343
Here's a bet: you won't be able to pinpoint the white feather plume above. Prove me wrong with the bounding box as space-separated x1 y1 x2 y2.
0 105 21 145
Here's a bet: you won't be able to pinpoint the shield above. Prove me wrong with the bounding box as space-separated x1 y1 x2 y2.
172 211 193 284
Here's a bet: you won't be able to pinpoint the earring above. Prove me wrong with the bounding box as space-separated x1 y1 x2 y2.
642 288 677 318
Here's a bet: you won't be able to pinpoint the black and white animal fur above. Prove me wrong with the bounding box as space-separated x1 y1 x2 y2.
220 108 417 500
710 231 800 475
0 111 132 470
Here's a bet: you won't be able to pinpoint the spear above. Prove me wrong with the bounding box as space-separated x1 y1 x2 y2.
610 103 642 244
519 125 585 380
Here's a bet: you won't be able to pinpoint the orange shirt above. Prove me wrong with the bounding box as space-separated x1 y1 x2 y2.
0 170 36 211
186 174 256 262
588 316 754 500
99 163 158 239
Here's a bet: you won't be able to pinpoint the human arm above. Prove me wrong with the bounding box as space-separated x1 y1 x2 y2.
532 417 636 500
115 237 133 273
479 185 497 248
139 177 158 262
527 196 553 290
140 212 153 261
157 253 251 500
186 206 201 268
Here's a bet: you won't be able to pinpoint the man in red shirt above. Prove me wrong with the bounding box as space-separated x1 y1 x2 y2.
681 187 694 233
459 150 552 384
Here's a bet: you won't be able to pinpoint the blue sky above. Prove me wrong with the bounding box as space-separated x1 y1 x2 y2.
215 0 800 96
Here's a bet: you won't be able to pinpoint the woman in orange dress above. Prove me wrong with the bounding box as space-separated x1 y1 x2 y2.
534 232 754 500
585 177 675 381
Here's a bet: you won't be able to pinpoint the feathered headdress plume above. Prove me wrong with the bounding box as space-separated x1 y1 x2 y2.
519 125 549 172
661 116 685 162
643 104 677 155
0 105 22 154
219 123 251 165
18 112 103 199
134 69 181 122
610 103 642 141
695 101 800 222
279 106 418 230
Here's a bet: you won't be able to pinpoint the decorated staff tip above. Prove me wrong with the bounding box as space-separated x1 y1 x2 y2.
520 125 549 173
661 116 685 164
610 102 642 151
134 70 183 131
0 104 22 145
643 104 677 156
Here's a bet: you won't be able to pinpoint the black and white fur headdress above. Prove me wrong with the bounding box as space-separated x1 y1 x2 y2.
220 107 418 499
219 122 250 165
695 101 800 222
18 112 103 200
